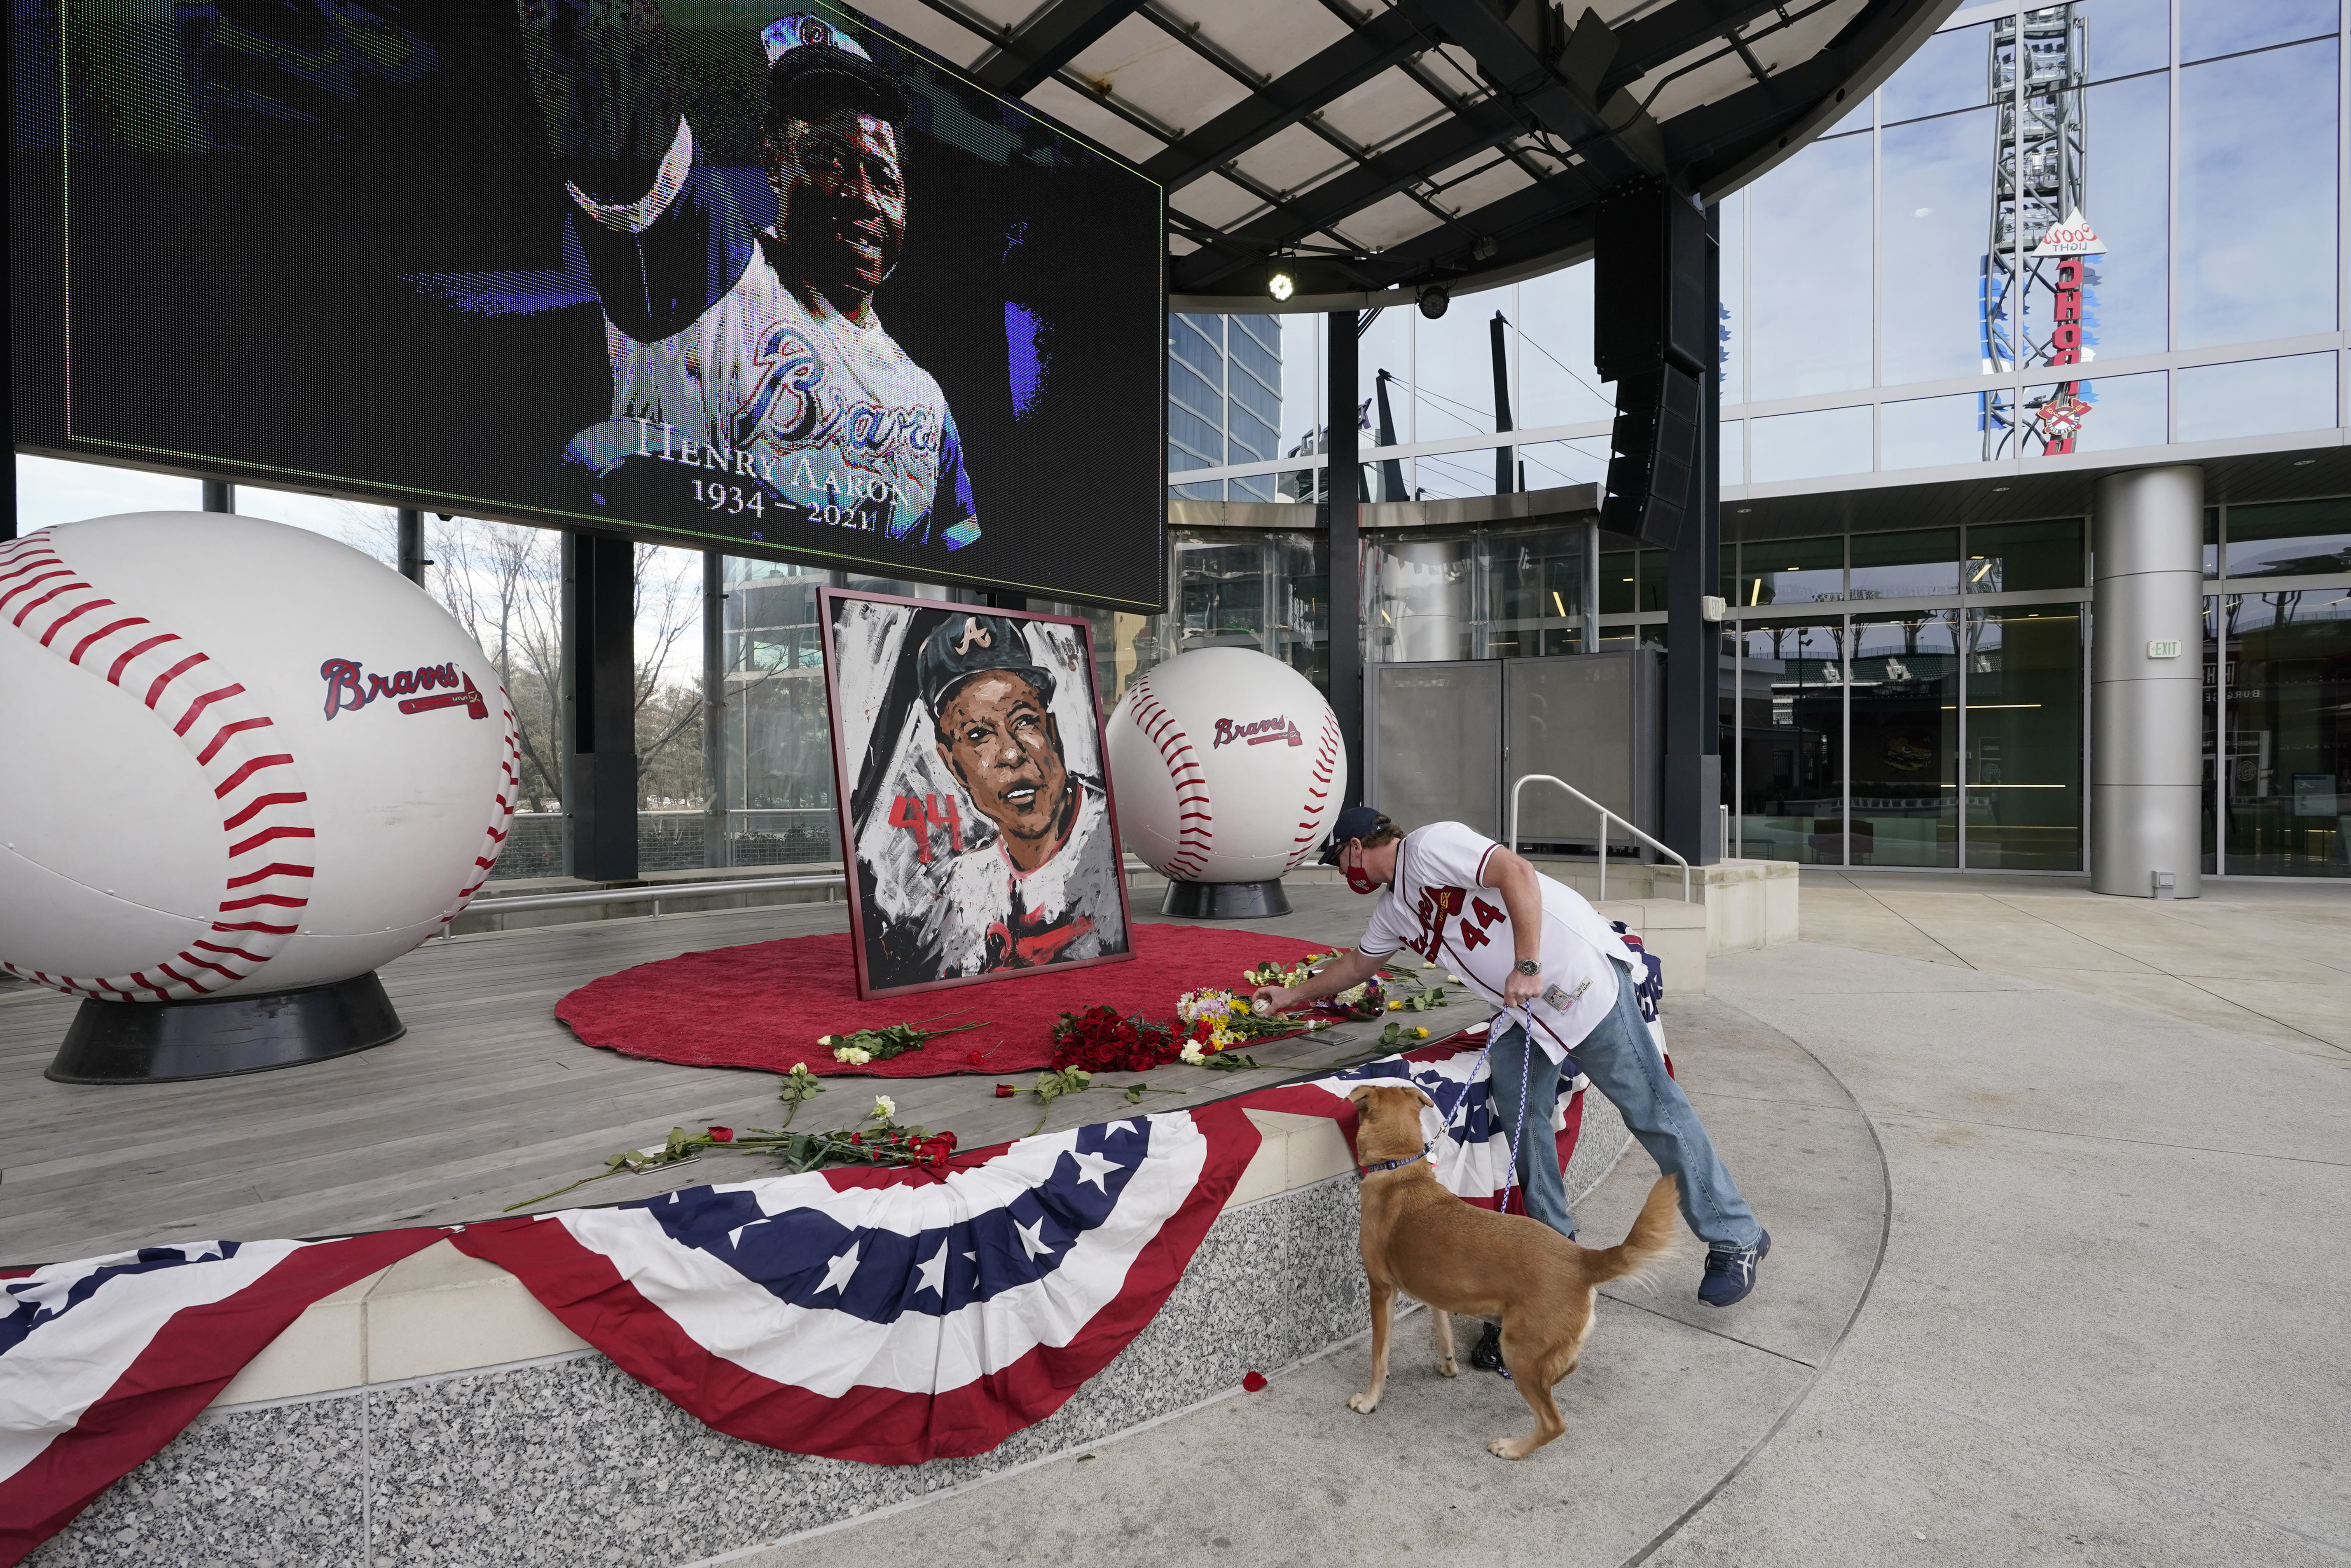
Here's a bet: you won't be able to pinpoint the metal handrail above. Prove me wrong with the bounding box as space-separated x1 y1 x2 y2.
446 872 846 934
1507 774 1694 903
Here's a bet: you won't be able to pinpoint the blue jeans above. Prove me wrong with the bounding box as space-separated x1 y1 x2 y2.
1486 962 1761 1255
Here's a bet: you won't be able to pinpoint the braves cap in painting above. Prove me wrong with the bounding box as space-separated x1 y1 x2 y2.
918 613 1057 716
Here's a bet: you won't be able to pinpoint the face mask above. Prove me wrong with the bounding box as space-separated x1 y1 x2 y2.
1345 865 1380 896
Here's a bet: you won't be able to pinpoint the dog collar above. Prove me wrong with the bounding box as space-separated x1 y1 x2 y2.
1355 1141 1434 1180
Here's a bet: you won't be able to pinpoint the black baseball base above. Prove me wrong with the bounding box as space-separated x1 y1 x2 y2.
1159 879 1291 920
45 972 405 1085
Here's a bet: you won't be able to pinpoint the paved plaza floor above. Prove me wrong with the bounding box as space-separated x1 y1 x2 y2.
735 908 2351 1567
1798 868 2351 1067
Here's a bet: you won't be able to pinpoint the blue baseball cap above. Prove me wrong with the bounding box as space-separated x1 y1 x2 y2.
1318 805 1388 865
763 13 908 126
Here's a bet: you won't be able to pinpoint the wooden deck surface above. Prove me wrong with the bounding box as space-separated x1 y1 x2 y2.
0 889 1422 1266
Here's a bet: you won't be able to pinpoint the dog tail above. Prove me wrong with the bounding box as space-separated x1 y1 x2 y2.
1582 1177 1682 1288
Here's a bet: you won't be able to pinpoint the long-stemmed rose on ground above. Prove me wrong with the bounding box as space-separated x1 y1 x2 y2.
505 1093 957 1211
823 1011 987 1065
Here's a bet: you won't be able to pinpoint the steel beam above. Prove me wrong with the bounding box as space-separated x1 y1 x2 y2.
975 0 1153 97
1397 0 1664 180
1142 9 1436 189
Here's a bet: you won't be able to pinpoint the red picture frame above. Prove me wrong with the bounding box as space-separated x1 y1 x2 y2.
818 587 1136 1000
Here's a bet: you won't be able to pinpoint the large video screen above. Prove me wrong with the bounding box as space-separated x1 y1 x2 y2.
9 1 1167 609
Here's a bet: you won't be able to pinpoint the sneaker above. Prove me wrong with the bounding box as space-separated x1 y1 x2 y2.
1698 1231 1771 1308
1470 1320 1505 1373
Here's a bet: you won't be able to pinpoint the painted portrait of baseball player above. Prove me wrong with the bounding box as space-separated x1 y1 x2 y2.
516 2 980 551
820 590 1130 997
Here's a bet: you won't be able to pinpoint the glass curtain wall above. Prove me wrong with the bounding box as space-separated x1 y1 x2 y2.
2206 499 2351 876
1727 519 2087 869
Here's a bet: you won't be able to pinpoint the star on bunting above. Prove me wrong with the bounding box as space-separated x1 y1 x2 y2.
817 1243 860 1296
1014 1217 1054 1260
916 1242 948 1298
1067 1148 1121 1193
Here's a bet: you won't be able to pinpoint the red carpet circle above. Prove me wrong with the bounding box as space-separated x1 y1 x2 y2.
553 924 1345 1077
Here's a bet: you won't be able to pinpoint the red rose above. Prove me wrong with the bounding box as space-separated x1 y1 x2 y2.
1242 1371 1268 1392
706 1127 734 1143
849 1132 861 1144
995 1084 1015 1097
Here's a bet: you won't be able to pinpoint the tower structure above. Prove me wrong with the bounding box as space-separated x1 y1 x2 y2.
1982 5 2091 459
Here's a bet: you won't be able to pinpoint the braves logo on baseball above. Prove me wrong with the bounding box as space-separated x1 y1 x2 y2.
319 658 490 721
1212 715 1303 749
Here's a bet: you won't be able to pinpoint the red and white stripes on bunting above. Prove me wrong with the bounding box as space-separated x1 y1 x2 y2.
0 532 316 1001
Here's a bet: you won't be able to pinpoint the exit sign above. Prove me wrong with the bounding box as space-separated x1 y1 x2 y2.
2147 639 2183 659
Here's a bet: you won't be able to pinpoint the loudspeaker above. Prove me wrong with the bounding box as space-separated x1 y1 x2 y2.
1602 364 1700 549
1595 178 1712 549
1594 180 1711 381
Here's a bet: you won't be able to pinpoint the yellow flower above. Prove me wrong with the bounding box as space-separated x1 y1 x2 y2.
1232 999 1250 1016
1388 999 1404 1011
1415 1026 1430 1039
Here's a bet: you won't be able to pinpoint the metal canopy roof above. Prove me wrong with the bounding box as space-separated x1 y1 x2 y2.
860 0 1958 309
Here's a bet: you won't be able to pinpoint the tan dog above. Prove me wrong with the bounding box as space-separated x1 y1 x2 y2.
1344 1081 1682 1459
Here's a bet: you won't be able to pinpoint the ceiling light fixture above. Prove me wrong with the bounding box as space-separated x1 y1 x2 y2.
1268 271 1295 303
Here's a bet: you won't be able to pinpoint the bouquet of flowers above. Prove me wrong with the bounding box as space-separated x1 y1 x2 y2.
1173 988 1327 1067
1050 1006 1184 1074
1240 953 1385 1019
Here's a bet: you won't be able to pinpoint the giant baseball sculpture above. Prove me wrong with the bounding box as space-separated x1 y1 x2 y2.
1105 647 1343 918
0 513 519 1081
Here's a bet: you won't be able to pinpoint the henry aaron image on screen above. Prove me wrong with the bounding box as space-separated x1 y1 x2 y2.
520 5 979 550
891 614 1122 982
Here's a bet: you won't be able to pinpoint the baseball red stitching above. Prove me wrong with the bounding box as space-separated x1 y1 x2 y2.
436 690 521 928
0 532 317 1003
1125 676 1214 879
1286 711 1344 868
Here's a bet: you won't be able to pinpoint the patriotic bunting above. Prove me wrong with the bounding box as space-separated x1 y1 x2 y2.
0 937 1668 1554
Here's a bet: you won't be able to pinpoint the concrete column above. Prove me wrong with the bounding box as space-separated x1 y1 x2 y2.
2091 465 2204 898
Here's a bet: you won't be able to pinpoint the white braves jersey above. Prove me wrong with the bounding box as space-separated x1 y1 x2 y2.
931 781 1125 976
566 117 977 549
1358 822 1642 1063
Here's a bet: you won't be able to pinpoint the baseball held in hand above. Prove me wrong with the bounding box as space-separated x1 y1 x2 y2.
1106 648 1342 883
0 513 519 1002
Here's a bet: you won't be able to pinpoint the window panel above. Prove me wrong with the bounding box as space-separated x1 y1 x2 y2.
1517 263 1615 427
1169 359 1218 421
1964 607 2084 870
2223 499 2351 579
1411 447 1508 502
1720 419 1745 485
2221 588 2351 876
1734 620 1848 864
1741 534 1845 609
1229 407 1277 464
1850 611 1961 866
1967 517 2083 592
1717 192 1745 404
2177 353 2339 442
1277 314 1322 461
2024 369 2167 452
2178 41 2339 349
1490 523 1587 657
1750 405 1873 482
1414 285 1508 456
1171 316 1221 377
1881 22 1990 123
2078 73 2168 360
1600 548 1638 615
1850 528 1961 600
1359 308 1413 447
2180 0 2337 64
1881 392 1993 470
1366 530 1477 662
1750 135 1875 399
1516 438 1610 490
2075 0 2169 82
1881 107 2002 387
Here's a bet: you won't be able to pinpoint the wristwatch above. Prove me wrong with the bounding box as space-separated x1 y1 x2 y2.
1514 958 1542 976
